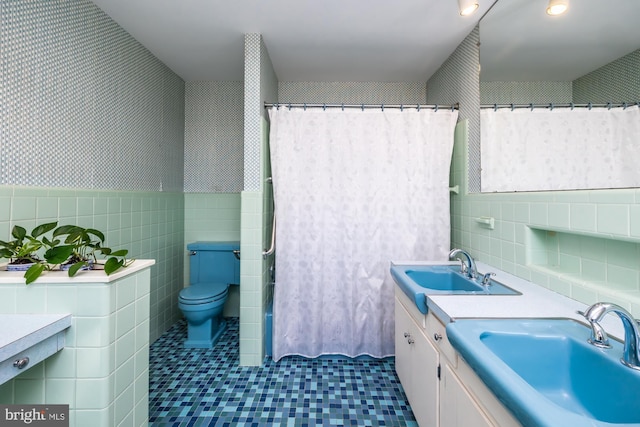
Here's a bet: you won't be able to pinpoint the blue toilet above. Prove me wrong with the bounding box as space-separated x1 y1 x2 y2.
179 241 240 348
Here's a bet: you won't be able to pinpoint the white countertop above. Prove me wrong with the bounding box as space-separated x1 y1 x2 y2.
392 260 626 341
0 313 72 362
0 259 155 284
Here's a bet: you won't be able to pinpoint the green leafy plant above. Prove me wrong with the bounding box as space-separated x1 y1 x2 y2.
0 222 59 283
1 221 132 284
45 225 131 277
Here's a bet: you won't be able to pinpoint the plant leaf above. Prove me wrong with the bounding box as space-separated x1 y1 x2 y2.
104 257 124 275
65 229 85 244
12 225 26 240
0 248 13 258
53 224 81 238
68 261 88 277
86 228 105 243
110 249 128 257
44 245 74 264
31 221 58 237
24 263 46 285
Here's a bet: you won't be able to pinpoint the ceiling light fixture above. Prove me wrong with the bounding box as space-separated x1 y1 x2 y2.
546 0 569 15
458 0 479 16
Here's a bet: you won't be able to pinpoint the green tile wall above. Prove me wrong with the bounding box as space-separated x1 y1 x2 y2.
450 124 640 316
0 186 185 342
183 193 242 317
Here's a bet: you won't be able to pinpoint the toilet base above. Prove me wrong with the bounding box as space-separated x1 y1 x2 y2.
184 318 227 349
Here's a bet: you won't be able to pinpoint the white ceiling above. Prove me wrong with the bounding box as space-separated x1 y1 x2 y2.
90 0 640 83
90 0 495 82
480 0 640 82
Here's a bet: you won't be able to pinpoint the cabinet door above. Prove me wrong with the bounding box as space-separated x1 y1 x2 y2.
411 325 439 426
395 298 439 427
440 363 494 427
395 298 413 392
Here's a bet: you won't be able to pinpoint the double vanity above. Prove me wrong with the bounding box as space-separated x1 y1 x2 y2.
391 252 640 427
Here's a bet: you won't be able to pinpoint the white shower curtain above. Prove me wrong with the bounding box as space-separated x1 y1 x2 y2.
481 105 640 192
268 107 458 361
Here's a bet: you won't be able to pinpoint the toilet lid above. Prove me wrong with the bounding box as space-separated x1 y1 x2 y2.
179 282 228 302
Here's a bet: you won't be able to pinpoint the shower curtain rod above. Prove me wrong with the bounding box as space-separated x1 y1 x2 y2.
481 102 640 111
264 102 459 111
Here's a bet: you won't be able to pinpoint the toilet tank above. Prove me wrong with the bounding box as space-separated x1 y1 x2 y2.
187 241 240 286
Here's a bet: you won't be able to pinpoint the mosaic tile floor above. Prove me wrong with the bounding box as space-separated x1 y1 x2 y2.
149 318 417 426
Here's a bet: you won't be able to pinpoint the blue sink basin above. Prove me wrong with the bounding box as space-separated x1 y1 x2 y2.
390 264 519 314
447 318 640 427
405 268 484 292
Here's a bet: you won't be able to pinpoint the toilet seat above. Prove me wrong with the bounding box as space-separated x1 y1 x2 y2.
179 282 228 305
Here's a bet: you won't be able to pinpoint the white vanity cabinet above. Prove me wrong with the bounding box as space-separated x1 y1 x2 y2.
395 298 439 427
440 362 494 427
394 287 521 427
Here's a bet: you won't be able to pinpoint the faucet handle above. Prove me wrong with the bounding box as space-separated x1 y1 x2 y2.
578 309 612 348
480 272 495 286
458 259 468 275
587 320 612 348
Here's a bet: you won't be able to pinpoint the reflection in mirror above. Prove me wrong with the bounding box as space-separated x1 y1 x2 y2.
478 0 640 192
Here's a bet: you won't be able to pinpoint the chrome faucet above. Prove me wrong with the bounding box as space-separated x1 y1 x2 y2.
480 272 495 287
581 302 640 370
448 249 477 280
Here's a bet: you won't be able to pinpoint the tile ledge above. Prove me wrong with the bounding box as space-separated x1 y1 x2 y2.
0 259 155 284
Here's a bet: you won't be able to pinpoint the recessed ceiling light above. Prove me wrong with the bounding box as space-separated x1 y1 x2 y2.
546 0 569 15
458 0 479 16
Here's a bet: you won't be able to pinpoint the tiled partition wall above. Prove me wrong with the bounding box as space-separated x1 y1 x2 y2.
0 266 153 427
0 0 186 342
442 29 640 317
241 34 278 366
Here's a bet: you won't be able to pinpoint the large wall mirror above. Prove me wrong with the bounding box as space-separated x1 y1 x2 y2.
478 0 640 192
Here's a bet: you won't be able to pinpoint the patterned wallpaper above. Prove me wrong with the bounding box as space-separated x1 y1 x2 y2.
480 81 572 105
278 82 427 105
184 81 244 193
426 27 481 193
573 48 640 104
0 0 185 192
243 34 262 192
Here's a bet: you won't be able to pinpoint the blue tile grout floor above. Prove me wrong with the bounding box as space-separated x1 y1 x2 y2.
149 318 417 426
